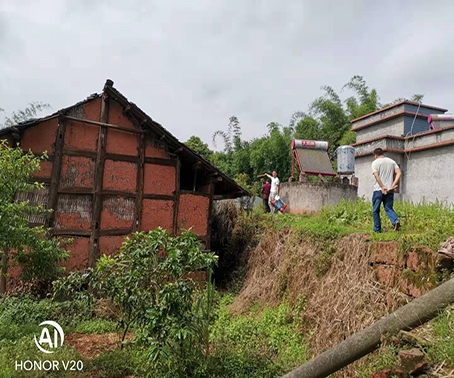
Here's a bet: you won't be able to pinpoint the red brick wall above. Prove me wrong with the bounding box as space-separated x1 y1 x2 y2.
101 197 135 229
141 199 174 232
63 237 90 271
64 120 99 151
143 164 176 195
177 194 209 236
34 160 53 179
21 119 58 154
54 194 92 230
60 156 95 189
99 236 127 256
106 129 140 156
83 97 101 121
108 100 136 130
103 160 137 192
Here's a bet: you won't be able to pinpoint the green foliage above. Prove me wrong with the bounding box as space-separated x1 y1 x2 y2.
54 228 218 378
211 116 252 180
84 349 138 378
0 336 83 378
209 295 307 377
426 308 454 365
291 75 383 155
0 102 51 129
185 135 213 161
206 76 424 187
0 141 68 288
0 295 96 341
249 122 293 182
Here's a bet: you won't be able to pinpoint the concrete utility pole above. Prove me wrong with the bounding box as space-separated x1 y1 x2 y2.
282 277 454 378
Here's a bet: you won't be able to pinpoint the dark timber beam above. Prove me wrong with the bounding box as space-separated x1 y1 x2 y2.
64 115 143 134
89 92 109 267
45 113 66 228
172 157 181 235
134 132 145 232
206 180 215 251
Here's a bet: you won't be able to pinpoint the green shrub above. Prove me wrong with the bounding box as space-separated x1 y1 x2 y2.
0 295 96 341
53 228 218 378
209 295 307 377
0 141 69 293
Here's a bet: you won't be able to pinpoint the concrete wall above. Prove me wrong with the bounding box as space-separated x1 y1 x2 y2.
355 117 404 143
404 146 454 204
353 104 446 143
355 116 454 204
354 137 404 156
279 182 357 213
352 104 406 130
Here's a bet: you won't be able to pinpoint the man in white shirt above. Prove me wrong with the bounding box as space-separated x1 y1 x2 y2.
264 170 280 214
371 148 402 232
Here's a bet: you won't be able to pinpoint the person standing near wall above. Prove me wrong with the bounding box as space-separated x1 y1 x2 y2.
371 148 402 232
261 178 271 213
263 170 280 214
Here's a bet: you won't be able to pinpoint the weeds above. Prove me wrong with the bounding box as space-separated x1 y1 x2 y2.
209 295 307 377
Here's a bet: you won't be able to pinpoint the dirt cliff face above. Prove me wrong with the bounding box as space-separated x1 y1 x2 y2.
231 230 446 358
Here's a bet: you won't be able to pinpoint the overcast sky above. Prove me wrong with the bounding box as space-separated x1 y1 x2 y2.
1 0 454 149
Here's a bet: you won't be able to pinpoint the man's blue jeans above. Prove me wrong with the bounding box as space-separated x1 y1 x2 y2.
372 190 399 232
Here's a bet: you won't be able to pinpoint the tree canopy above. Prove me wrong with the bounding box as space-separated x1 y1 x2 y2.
186 75 424 192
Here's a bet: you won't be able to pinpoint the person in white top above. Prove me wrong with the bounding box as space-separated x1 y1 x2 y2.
371 148 402 232
264 170 280 214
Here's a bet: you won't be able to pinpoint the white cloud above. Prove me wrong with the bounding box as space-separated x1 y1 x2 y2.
1 0 454 147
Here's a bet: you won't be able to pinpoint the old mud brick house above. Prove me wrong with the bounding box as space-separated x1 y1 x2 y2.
0 79 247 286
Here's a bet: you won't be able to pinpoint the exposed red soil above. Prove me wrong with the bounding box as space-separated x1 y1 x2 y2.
65 332 133 359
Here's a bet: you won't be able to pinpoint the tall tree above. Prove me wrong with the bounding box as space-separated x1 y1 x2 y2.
291 76 385 150
185 136 213 161
212 116 250 179
249 122 293 182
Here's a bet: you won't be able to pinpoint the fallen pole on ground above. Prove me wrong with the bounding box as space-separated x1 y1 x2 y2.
282 277 454 378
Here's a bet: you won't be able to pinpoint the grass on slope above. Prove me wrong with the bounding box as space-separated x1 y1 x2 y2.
268 198 454 252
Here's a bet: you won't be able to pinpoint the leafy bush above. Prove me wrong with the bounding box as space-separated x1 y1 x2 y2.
0 141 69 292
54 228 218 378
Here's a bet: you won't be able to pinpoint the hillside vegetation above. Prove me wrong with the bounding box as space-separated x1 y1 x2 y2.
1 199 454 377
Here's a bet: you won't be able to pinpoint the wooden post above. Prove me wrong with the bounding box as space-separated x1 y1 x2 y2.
206 180 215 251
133 133 145 232
193 167 198 192
283 277 454 378
172 156 181 236
89 93 109 267
45 114 66 228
